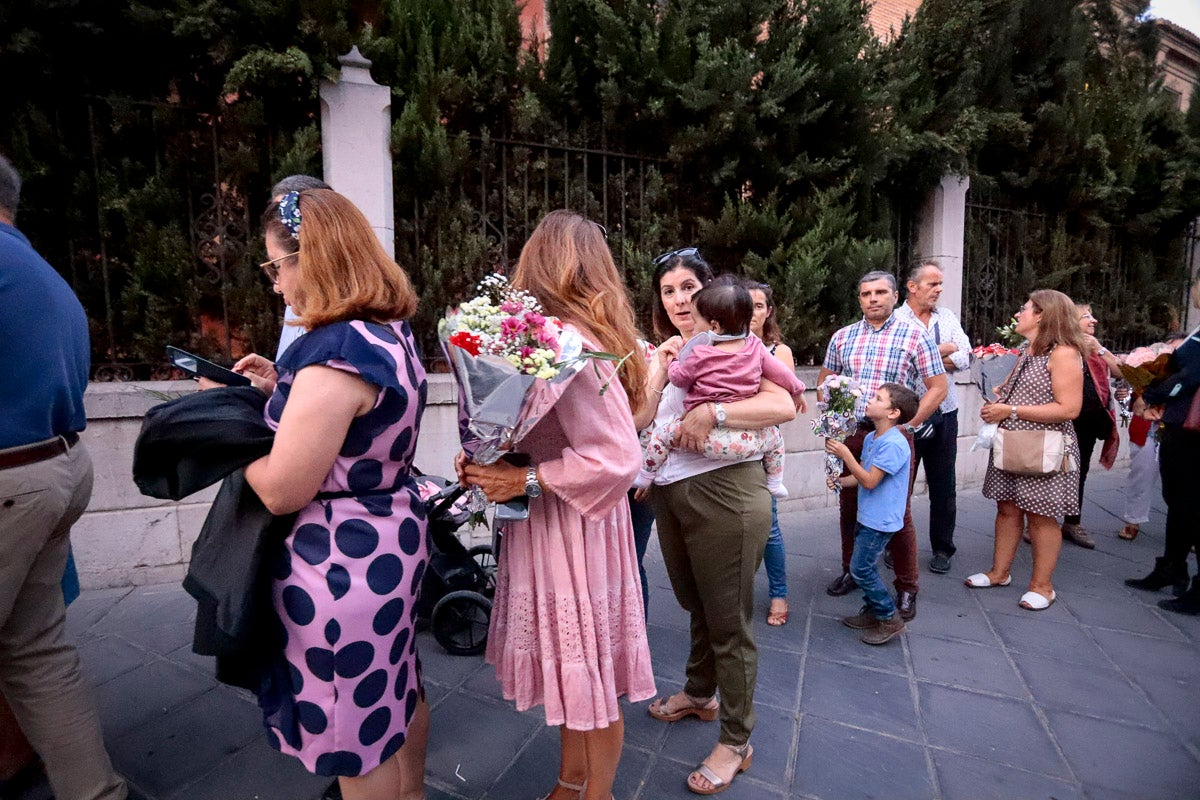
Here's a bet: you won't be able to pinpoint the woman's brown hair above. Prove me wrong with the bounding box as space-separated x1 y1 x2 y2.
512 210 649 417
741 278 782 345
1028 289 1087 357
263 189 417 329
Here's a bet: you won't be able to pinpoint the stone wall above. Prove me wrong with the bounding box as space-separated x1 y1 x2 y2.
74 371 1072 588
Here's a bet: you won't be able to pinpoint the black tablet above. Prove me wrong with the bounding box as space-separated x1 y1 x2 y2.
165 346 252 387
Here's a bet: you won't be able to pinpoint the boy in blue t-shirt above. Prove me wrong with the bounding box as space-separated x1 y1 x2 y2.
826 382 920 645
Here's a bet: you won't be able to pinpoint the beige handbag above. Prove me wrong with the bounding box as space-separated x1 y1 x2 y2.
992 356 1073 476
992 428 1071 475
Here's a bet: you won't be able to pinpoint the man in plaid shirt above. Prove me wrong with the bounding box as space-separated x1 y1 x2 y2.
818 271 948 622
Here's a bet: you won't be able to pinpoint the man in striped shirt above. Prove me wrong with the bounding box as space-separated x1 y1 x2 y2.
818 271 948 622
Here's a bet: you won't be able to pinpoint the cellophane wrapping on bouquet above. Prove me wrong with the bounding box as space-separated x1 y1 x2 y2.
812 375 862 494
437 274 594 515
969 344 1021 452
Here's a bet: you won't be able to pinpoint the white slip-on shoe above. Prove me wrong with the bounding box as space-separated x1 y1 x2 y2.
964 572 1012 588
1019 590 1056 610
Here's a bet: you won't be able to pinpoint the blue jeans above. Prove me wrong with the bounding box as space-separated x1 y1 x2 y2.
628 488 655 618
849 523 898 620
762 498 787 599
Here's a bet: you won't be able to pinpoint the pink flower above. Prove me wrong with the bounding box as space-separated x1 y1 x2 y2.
524 311 546 328
500 300 523 315
1123 347 1160 367
500 315 527 338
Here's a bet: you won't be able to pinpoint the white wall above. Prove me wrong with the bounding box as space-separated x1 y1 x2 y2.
74 371 1025 587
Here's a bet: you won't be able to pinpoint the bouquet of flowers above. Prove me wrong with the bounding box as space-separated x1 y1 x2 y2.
1115 342 1178 426
995 316 1025 349
439 274 626 518
812 374 862 494
969 343 1022 451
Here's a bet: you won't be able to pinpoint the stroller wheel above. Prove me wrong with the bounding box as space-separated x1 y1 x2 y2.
468 544 498 592
431 590 492 656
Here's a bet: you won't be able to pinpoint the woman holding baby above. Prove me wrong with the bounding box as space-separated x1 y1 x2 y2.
634 250 798 795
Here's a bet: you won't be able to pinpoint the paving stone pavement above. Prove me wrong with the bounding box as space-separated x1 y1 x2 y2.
23 467 1200 799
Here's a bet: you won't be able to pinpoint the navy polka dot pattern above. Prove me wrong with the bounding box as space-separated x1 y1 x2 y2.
263 320 428 777
335 518 379 559
326 564 351 600
366 554 403 595
293 524 330 566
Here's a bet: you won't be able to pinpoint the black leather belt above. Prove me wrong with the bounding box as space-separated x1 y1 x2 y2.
0 432 80 471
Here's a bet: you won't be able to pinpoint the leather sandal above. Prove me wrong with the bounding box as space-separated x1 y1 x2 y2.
1118 524 1139 541
766 599 789 626
648 692 719 722
687 743 752 795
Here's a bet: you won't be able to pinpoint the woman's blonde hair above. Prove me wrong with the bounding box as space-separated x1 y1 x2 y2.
512 210 648 417
1028 289 1087 357
263 189 417 329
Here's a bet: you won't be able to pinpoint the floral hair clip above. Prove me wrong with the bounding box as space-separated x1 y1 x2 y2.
279 191 302 240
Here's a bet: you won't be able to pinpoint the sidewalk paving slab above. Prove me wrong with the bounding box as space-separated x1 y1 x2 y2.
10 466 1200 799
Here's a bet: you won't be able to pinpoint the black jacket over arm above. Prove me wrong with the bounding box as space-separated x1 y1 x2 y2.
1143 327 1200 428
133 386 296 690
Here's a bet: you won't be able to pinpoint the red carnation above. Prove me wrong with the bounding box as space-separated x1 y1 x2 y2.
449 331 482 356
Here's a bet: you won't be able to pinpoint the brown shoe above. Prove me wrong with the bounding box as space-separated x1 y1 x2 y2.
841 608 877 629
1061 523 1096 549
1118 524 1139 541
826 572 857 596
861 616 906 645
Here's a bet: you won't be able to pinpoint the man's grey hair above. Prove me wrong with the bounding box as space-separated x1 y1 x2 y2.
906 260 942 286
271 174 330 198
0 154 21 219
858 270 897 292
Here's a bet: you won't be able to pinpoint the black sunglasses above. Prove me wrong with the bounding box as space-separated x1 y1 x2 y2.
653 247 700 266
593 221 608 240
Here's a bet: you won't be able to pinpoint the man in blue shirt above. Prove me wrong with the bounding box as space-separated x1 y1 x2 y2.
0 154 127 799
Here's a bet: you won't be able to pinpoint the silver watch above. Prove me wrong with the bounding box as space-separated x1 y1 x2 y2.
713 402 727 428
524 467 542 498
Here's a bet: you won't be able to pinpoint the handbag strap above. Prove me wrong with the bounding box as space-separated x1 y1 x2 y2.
998 354 1030 406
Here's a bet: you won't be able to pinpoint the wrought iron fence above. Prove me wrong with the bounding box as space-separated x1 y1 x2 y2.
962 192 1197 352
34 99 282 380
397 129 673 363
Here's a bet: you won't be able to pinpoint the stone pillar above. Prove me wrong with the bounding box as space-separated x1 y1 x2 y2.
916 174 970 317
319 46 395 257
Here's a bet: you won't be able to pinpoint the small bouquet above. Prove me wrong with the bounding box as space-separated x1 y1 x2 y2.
812 374 862 494
439 274 628 519
995 316 1025 349
1115 342 1178 425
969 343 1022 451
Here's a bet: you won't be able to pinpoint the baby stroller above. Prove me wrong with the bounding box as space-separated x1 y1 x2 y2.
414 471 497 656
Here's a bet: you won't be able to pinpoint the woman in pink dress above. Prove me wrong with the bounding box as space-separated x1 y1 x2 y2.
458 211 655 800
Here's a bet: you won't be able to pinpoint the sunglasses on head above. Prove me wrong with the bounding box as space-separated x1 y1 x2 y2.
653 247 700 266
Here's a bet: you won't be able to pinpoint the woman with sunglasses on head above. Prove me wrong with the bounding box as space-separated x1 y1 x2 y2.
233 189 431 798
743 279 807 626
634 248 796 796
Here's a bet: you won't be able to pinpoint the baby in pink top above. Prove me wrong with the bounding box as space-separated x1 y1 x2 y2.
634 280 805 497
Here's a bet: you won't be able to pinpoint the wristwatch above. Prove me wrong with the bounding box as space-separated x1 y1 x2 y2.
524 467 542 498
1009 405 1019 422
713 402 727 428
